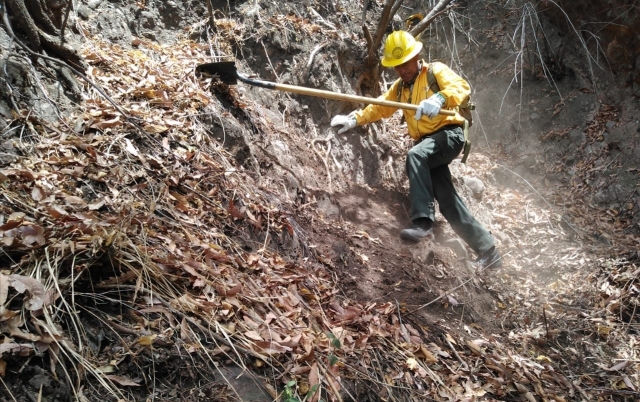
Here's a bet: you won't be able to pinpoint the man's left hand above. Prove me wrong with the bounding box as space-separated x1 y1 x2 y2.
415 94 445 120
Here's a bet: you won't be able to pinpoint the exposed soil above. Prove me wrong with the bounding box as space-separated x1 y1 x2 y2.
1 0 639 401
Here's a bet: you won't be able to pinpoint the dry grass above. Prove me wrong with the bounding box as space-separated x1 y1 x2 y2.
0 2 638 401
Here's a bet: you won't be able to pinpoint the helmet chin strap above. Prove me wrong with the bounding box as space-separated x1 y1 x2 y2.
402 60 422 86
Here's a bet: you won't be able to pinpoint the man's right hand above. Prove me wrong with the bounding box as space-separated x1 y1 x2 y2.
415 94 445 120
330 114 357 134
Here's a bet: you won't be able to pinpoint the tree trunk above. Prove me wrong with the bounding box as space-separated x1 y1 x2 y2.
357 0 454 97
3 0 84 72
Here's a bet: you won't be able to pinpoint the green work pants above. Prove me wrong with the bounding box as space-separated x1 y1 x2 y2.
406 125 494 255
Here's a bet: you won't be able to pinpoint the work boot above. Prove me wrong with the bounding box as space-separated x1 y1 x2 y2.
475 246 503 270
400 218 434 242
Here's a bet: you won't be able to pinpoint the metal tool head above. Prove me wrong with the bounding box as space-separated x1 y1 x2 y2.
195 61 239 84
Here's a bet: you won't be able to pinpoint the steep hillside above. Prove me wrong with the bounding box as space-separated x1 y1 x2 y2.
0 0 638 401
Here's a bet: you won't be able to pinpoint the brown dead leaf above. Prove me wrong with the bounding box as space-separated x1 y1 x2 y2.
244 330 263 342
290 365 311 375
90 116 122 129
606 360 628 371
31 186 46 201
1 316 41 341
144 124 169 134
252 341 291 355
105 375 141 387
308 363 320 402
215 283 242 297
0 342 31 356
0 273 8 305
419 344 438 363
9 274 47 310
228 199 245 220
445 333 457 345
0 359 6 377
466 339 484 356
88 199 106 210
46 205 69 218
64 194 86 206
137 335 157 346
0 212 24 230
124 138 140 156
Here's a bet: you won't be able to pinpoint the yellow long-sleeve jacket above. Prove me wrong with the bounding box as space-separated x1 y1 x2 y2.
353 61 470 141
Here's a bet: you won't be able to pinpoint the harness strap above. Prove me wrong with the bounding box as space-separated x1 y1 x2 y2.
427 64 440 94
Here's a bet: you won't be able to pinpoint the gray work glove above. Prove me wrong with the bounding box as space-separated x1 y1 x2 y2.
415 93 445 120
330 113 357 134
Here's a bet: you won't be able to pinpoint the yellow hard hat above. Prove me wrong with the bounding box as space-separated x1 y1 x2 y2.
381 31 423 67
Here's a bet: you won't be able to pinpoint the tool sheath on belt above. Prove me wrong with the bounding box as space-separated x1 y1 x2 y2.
461 119 471 164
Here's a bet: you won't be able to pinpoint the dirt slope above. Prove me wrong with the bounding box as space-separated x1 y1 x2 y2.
0 0 639 401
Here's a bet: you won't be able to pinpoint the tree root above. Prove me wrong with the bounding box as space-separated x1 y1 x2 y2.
5 0 41 53
4 0 84 74
25 0 59 35
311 132 343 193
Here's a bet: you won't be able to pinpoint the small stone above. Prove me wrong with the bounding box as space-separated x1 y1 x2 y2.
87 0 102 10
464 177 485 198
141 12 156 29
530 113 540 120
77 5 91 19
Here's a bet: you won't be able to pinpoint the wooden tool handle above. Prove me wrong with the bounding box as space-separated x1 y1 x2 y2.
273 82 456 116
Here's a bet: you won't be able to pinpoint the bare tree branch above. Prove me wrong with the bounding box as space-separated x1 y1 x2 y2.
362 0 369 25
408 0 454 38
363 24 374 59
371 0 403 55
60 0 72 43
206 0 216 33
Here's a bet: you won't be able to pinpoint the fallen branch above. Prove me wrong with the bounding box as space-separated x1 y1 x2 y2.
443 334 469 371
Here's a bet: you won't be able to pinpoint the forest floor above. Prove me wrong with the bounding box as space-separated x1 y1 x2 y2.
0 0 638 401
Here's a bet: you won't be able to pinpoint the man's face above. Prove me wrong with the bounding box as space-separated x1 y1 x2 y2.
394 56 420 84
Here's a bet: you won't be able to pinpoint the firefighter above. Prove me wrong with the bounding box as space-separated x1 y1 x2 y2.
330 30 502 269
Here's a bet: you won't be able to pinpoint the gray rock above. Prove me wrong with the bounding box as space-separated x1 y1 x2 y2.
0 140 18 165
77 5 91 20
569 130 587 144
140 11 156 29
96 9 132 43
87 0 102 10
464 177 485 198
272 140 289 154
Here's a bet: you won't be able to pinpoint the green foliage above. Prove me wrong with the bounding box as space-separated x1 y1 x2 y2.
327 332 341 349
281 380 320 402
281 332 342 401
328 354 338 367
282 380 298 402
